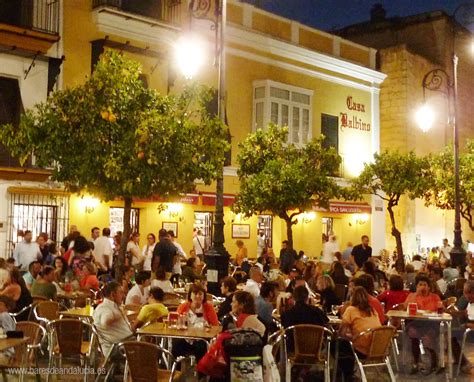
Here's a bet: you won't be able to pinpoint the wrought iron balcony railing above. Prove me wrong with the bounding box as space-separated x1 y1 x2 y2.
0 0 59 35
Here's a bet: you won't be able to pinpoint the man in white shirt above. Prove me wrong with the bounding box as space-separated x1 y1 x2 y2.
125 272 150 305
193 230 206 262
440 238 452 258
93 281 134 357
321 235 339 271
13 231 41 272
168 230 186 276
94 228 113 272
431 268 447 295
257 230 266 257
244 266 263 298
410 255 423 271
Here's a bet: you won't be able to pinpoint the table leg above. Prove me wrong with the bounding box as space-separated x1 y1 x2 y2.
440 321 445 368
401 319 406 370
447 321 452 381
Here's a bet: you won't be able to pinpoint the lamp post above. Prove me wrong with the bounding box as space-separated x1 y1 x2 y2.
415 3 474 267
183 0 230 295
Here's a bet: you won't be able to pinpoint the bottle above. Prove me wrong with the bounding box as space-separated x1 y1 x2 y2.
85 298 92 315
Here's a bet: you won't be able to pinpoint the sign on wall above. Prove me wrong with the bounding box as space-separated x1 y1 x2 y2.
340 96 371 132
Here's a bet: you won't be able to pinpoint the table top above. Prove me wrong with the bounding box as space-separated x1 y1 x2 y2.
61 307 136 319
0 337 30 351
387 310 452 321
137 322 222 340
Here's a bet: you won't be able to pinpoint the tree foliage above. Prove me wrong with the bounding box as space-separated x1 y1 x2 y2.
424 140 474 231
233 124 341 248
350 151 432 267
0 51 229 277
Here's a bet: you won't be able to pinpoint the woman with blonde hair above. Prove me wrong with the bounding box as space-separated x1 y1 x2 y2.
316 274 340 313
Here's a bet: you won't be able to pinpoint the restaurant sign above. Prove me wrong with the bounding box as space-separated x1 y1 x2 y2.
340 96 370 132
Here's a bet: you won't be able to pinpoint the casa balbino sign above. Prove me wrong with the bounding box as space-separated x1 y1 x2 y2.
340 96 370 132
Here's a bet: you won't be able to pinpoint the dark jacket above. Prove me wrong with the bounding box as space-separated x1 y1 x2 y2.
217 293 234 321
279 248 297 274
152 239 177 273
281 302 329 328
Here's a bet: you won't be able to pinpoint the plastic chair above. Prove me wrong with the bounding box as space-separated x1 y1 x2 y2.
349 326 397 382
120 341 186 382
334 284 348 302
46 318 98 382
284 324 333 382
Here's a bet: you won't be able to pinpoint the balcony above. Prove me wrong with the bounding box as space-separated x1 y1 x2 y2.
93 0 182 26
0 0 60 54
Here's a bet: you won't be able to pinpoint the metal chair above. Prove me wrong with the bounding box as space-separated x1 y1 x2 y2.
8 303 36 324
447 278 467 297
34 301 61 324
119 341 187 382
282 324 333 382
349 326 397 382
457 327 473 376
0 321 46 382
46 318 98 382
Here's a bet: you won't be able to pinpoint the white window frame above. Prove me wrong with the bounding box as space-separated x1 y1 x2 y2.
252 79 313 146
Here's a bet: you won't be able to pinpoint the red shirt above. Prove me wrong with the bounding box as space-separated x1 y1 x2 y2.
377 290 410 312
368 295 386 324
177 301 219 326
405 292 441 312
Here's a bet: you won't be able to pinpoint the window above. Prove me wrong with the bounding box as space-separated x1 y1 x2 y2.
321 114 338 152
253 80 313 146
194 212 213 249
109 208 140 237
6 191 69 257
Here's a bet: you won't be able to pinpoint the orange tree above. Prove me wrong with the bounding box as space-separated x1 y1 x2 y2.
0 51 229 279
233 125 341 249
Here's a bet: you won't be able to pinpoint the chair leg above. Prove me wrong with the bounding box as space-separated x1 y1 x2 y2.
391 339 399 372
457 331 468 377
386 356 396 382
357 361 367 382
1 370 7 382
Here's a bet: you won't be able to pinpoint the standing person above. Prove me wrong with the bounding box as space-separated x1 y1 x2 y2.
141 233 156 272
90 227 100 244
192 229 206 262
37 234 52 265
152 229 177 279
279 240 297 274
94 228 113 274
351 235 372 270
321 235 340 272
234 240 248 266
168 230 186 277
342 242 354 264
126 233 144 270
257 230 266 257
440 238 452 259
60 225 78 255
13 231 42 272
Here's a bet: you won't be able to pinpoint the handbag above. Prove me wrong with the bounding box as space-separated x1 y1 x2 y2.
196 332 231 378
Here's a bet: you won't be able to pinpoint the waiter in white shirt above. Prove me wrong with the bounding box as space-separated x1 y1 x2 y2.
13 231 41 272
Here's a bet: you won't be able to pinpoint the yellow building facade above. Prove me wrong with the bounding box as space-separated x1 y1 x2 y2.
1 1 386 260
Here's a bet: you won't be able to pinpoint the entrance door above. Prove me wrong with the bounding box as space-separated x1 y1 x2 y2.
257 215 273 249
194 212 213 249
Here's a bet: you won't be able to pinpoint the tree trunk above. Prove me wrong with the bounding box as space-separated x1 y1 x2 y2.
285 217 294 249
387 204 405 271
115 196 132 282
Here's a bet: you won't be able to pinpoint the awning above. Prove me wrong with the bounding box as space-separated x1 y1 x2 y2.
7 186 67 196
133 193 199 205
201 193 235 207
313 201 372 214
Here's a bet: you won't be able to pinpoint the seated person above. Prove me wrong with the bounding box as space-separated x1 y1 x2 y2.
404 273 442 374
217 276 237 321
281 285 328 328
23 261 42 289
353 274 386 324
30 266 57 300
377 274 410 312
0 296 16 363
243 266 263 298
181 258 205 283
316 274 341 313
337 286 382 381
132 287 168 331
125 271 151 306
79 262 100 291
151 267 174 293
93 281 134 357
225 290 265 337
256 282 279 327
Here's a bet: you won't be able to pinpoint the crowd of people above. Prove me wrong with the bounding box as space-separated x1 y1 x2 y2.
2 225 474 381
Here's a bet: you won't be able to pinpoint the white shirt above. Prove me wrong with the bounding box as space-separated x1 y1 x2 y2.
172 241 186 274
141 243 155 272
436 278 447 295
244 279 261 298
93 298 133 357
321 240 339 264
126 242 142 266
257 235 266 253
125 284 149 305
193 235 206 256
13 241 41 271
411 260 423 271
467 302 474 321
94 236 113 269
151 279 174 293
440 245 452 258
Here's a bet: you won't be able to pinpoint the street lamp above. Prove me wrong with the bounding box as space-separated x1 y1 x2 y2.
415 2 474 267
177 0 230 295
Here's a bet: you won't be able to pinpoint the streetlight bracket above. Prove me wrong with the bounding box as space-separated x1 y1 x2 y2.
421 69 452 98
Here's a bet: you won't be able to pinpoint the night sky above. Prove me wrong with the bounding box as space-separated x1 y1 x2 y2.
243 1 469 31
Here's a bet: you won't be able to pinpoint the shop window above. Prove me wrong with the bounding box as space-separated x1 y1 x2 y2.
253 80 313 146
257 215 273 249
109 207 140 237
194 212 213 249
6 192 69 257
